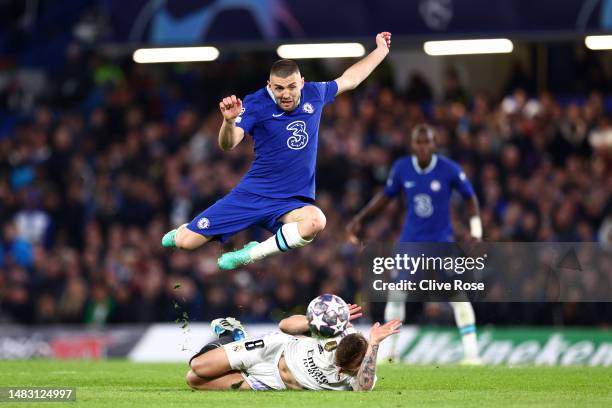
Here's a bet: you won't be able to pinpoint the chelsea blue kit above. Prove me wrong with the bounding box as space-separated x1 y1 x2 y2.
187 81 338 241
384 154 475 243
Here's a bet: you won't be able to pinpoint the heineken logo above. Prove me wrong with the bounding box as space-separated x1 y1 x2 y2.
393 329 612 366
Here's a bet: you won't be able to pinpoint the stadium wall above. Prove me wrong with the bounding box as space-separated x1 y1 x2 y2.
1 324 611 366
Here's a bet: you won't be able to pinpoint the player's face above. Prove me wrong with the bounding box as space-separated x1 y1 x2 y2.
268 73 304 112
411 132 435 163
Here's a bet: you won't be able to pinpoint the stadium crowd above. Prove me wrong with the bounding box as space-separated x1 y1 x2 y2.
1 51 611 327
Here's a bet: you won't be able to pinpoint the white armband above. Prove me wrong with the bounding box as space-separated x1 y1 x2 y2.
469 216 483 240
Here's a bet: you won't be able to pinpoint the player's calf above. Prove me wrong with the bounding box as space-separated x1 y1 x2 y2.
217 206 325 270
162 224 211 250
186 370 248 390
449 301 481 363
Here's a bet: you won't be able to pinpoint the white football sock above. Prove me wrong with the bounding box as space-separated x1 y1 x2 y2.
279 222 311 248
248 236 280 261
249 222 311 261
450 301 479 359
384 301 406 322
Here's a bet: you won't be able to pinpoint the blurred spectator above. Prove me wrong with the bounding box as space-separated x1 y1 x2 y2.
83 283 113 326
405 72 433 102
14 189 51 245
57 278 88 323
443 67 468 104
1 222 33 268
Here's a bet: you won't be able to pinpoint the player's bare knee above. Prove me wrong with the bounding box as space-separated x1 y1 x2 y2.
189 357 212 379
185 370 199 389
307 209 326 234
301 218 324 240
310 217 325 235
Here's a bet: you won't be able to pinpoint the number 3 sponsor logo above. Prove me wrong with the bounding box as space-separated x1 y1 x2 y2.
414 193 434 218
286 120 309 150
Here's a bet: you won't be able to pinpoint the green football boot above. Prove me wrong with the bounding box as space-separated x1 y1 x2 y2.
161 229 177 248
217 241 259 270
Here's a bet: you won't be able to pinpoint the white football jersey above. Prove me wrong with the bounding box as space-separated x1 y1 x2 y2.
283 327 377 391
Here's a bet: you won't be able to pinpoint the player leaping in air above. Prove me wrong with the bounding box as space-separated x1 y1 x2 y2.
162 32 392 270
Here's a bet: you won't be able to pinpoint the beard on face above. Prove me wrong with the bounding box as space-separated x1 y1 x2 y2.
278 96 298 111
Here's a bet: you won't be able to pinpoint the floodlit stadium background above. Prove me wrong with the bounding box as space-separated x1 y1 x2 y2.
0 0 611 364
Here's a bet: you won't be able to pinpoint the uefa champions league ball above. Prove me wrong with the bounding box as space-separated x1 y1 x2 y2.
306 294 350 337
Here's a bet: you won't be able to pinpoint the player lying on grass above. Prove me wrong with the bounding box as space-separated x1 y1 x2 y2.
185 310 401 391
163 32 392 270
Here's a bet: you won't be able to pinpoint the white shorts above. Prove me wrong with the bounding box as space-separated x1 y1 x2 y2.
223 332 295 391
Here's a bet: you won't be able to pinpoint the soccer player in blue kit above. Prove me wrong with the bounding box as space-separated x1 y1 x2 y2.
347 124 483 364
162 32 392 270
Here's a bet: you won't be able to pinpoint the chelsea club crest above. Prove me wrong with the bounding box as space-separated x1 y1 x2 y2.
430 180 441 191
303 102 314 114
197 218 210 229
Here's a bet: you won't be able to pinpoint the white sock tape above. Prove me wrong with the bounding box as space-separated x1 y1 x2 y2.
469 216 483 240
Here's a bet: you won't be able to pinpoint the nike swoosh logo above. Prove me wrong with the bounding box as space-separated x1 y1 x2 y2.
404 181 416 188
272 112 285 117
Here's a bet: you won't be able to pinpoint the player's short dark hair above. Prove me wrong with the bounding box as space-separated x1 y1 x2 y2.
270 59 300 78
411 123 434 141
335 333 368 370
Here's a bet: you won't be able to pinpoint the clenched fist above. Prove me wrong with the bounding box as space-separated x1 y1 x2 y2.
376 32 392 52
219 95 243 122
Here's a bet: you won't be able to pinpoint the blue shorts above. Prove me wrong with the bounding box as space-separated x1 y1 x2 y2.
187 189 313 242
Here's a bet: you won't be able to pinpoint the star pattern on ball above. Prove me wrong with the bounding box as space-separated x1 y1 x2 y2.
326 297 346 316
330 317 346 336
310 311 327 332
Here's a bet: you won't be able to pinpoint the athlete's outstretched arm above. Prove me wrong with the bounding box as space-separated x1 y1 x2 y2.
452 167 482 240
279 305 363 334
353 320 401 392
347 192 393 244
334 32 391 95
218 95 245 150
278 315 310 335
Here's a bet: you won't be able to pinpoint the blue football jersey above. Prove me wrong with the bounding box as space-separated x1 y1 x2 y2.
384 154 475 242
234 81 338 199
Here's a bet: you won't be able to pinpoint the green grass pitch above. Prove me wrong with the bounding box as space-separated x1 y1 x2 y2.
1 360 611 407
